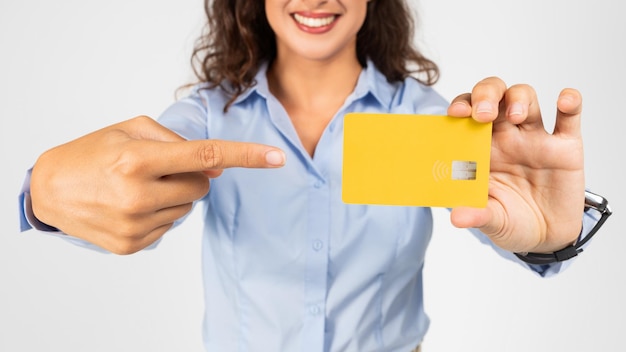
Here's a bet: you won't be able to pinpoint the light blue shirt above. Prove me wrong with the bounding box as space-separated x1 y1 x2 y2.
19 61 600 352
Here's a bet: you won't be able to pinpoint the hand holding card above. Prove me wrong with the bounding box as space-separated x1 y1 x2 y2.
342 113 493 208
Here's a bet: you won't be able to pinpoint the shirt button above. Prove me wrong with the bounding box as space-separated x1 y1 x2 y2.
312 239 324 251
309 305 321 315
313 180 323 188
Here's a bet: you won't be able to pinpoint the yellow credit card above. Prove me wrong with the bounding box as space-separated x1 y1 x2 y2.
342 113 492 208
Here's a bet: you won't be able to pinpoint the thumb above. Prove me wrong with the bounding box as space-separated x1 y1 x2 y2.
450 206 494 230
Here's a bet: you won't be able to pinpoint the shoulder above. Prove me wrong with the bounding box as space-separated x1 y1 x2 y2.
180 83 234 110
156 83 230 140
363 62 449 114
391 76 450 115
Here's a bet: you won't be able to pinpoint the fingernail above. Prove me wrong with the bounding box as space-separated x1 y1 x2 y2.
508 102 523 117
559 94 574 104
451 102 470 115
451 101 467 109
265 150 285 166
476 101 494 114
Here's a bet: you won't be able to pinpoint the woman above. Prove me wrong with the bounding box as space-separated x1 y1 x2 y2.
23 0 598 351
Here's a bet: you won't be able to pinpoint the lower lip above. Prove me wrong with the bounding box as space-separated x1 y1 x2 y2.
293 16 338 34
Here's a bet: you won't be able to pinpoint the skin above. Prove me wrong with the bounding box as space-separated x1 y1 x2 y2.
265 0 366 156
30 0 585 255
31 117 286 255
449 82 584 254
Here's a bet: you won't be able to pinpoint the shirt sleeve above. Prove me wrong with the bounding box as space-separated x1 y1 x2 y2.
467 205 602 277
156 87 210 141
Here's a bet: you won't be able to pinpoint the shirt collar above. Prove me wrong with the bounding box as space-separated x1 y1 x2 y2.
231 59 396 108
351 59 396 108
230 62 271 105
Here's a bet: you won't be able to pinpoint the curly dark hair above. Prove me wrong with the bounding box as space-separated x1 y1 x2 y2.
190 0 439 111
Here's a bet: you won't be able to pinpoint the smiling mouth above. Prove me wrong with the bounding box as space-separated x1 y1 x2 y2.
293 13 337 28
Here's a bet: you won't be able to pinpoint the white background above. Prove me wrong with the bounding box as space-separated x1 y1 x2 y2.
1 0 623 351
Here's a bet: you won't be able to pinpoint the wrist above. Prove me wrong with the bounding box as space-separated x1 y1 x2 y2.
515 190 611 265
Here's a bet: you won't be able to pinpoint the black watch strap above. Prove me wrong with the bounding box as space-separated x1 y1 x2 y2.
515 190 612 265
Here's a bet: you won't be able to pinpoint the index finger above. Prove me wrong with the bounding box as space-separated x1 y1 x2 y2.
143 139 286 177
447 77 508 123
468 77 508 123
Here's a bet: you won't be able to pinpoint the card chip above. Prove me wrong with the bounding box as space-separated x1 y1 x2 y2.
451 161 477 180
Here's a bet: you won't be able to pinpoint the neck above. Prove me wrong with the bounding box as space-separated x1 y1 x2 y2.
267 53 363 111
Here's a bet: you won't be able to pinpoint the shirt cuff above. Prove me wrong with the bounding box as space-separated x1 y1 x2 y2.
18 168 59 232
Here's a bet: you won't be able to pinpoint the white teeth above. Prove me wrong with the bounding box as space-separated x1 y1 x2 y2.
293 14 336 28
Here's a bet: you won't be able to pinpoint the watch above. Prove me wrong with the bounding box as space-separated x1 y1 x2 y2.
515 190 612 265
